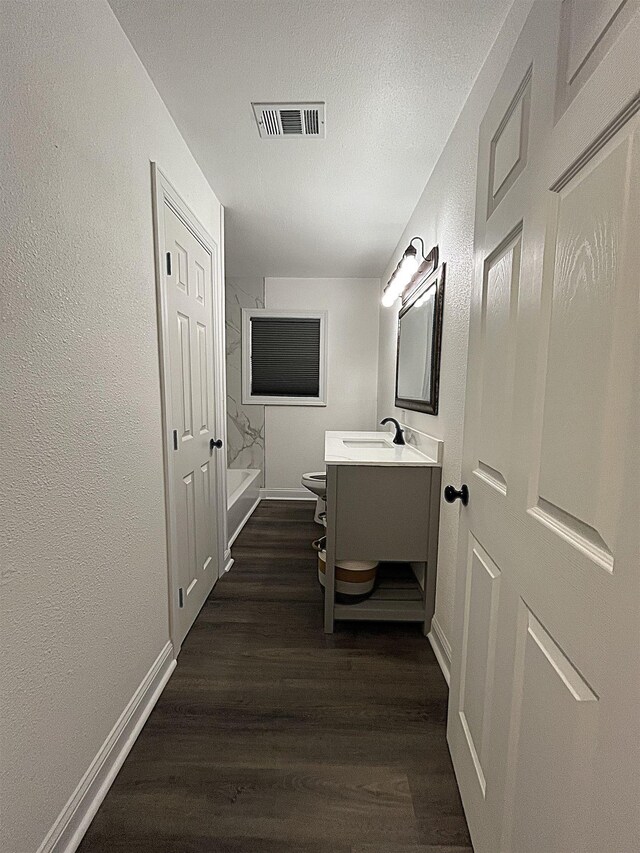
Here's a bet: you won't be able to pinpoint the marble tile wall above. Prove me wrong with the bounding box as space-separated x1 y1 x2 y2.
225 277 265 484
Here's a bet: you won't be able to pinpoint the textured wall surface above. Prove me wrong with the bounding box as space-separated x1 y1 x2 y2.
0 2 222 850
376 0 535 652
265 278 380 490
225 277 265 482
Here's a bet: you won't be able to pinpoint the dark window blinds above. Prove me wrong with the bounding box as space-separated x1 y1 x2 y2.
250 316 321 397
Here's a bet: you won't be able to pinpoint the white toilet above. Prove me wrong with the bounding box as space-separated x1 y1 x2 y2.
301 471 326 525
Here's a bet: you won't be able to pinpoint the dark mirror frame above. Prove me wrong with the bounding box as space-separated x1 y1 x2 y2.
394 262 445 416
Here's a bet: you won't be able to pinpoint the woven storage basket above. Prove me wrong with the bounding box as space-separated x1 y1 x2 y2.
313 539 378 604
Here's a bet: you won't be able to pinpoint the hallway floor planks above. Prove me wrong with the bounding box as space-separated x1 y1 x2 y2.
78 500 471 853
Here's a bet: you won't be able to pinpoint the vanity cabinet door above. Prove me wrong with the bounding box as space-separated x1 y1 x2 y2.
331 466 433 562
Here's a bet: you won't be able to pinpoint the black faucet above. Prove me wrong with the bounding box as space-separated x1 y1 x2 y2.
380 417 405 445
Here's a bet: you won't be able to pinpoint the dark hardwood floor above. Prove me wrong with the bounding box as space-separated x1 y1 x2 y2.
78 500 471 853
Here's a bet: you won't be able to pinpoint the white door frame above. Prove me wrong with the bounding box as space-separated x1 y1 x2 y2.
151 163 228 654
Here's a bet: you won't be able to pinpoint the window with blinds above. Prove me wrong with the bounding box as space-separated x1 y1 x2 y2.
242 310 327 405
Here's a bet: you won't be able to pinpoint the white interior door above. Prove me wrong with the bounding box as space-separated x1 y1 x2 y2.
157 177 223 647
447 3 640 852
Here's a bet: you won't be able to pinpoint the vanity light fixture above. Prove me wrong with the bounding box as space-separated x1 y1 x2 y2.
381 237 426 307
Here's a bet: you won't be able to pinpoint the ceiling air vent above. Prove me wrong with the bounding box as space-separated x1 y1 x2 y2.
252 102 325 138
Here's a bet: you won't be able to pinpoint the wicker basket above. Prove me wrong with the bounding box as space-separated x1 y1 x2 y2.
313 538 378 604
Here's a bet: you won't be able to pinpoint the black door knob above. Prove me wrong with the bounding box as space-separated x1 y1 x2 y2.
210 438 223 450
444 484 469 506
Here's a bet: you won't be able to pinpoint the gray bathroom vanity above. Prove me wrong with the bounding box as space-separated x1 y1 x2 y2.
323 430 443 634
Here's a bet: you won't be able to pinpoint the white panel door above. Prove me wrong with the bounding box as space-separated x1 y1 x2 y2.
447 3 640 851
164 201 221 645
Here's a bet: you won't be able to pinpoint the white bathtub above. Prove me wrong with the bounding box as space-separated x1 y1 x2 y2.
227 468 261 547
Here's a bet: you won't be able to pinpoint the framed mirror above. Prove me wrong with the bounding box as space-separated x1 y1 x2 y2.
395 263 445 415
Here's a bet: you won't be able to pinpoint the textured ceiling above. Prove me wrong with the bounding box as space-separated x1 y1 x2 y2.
109 0 512 277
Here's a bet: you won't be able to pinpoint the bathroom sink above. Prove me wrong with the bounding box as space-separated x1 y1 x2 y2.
343 439 391 448
325 431 440 466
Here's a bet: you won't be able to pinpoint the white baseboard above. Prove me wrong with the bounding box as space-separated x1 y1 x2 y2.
259 488 314 501
38 641 176 853
228 495 261 548
224 546 234 572
428 616 452 686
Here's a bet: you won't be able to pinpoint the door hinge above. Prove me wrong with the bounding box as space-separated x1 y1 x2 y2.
166 252 172 275
173 429 178 450
178 587 184 608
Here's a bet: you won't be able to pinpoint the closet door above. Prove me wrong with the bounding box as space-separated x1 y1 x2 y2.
447 3 640 851
154 167 226 649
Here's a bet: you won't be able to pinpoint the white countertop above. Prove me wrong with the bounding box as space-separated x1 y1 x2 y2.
324 431 440 466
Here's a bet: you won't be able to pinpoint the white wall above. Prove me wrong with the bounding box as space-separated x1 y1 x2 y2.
0 2 222 850
376 0 535 653
264 278 380 491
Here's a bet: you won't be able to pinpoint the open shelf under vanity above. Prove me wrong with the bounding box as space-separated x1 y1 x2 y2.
333 562 425 623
